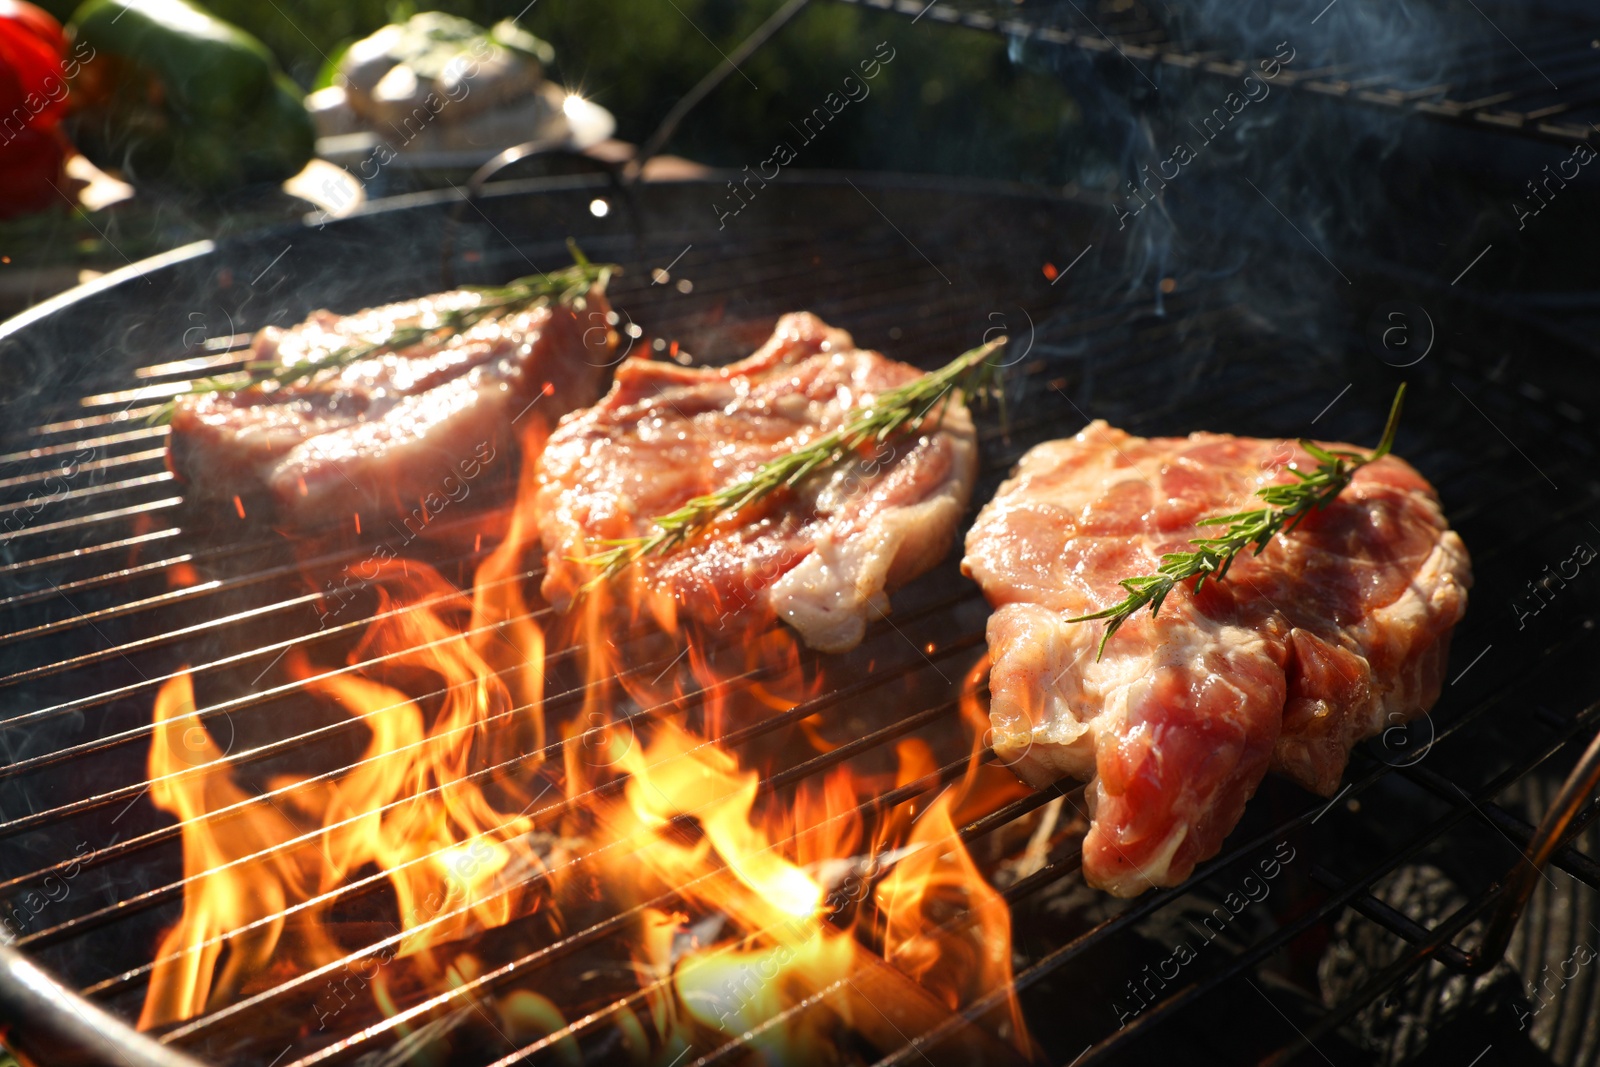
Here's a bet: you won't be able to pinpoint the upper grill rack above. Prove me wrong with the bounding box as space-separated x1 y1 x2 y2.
0 178 1597 1067
835 0 1600 145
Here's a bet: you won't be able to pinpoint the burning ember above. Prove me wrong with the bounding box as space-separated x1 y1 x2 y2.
136 424 1035 1063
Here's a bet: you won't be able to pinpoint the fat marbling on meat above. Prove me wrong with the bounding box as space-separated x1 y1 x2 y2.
961 420 1471 897
167 283 614 528
534 313 977 652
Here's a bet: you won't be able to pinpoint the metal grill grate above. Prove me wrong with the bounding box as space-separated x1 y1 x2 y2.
833 0 1600 145
0 178 1597 1067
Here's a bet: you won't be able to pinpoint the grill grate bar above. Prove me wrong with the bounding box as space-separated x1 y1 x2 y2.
25 407 165 441
26 601 984 955
862 622 1600 1067
0 496 182 544
132 340 254 380
0 581 551 783
0 551 201 613
1259 883 1504 1067
76 382 246 410
0 528 181 579
1071 699 1600 1066
687 810 1091 1067
1 617 575 848
0 519 514 682
0 564 979 815
0 488 532 643
0 448 167 496
0 562 532 744
0 425 168 467
170 742 991 1057
1401 761 1600 889
5 471 176 516
490 793 1086 1067
1308 864 1473 972
835 0 1600 145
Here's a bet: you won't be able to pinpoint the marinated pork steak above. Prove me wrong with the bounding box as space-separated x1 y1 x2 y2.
535 313 977 652
961 421 1470 897
167 284 614 528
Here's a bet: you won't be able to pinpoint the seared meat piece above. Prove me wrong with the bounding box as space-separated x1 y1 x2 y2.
167 285 613 528
534 313 977 652
961 421 1470 897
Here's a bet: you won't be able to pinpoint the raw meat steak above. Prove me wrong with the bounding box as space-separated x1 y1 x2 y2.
167 283 613 528
535 313 977 652
961 420 1470 897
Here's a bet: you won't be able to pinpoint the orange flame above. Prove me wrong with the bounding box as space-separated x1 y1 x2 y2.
138 420 1035 1061
140 671 329 1027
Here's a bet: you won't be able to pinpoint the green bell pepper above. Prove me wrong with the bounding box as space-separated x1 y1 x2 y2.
65 0 313 192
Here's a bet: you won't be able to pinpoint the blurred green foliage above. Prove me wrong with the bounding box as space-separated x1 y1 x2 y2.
40 0 1085 181
2 0 1086 312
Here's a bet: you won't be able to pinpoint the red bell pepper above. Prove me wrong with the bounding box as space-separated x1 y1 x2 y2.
0 0 69 132
0 124 66 217
0 1 69 216
0 0 62 45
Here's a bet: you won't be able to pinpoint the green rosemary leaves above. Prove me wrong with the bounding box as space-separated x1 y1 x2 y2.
151 242 613 425
579 337 1007 587
1068 384 1408 659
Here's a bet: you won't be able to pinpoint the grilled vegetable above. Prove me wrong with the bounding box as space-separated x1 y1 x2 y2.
0 0 69 217
0 0 68 127
64 0 313 191
0 124 65 217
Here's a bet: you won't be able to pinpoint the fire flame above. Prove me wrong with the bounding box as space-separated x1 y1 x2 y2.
137 422 1035 1061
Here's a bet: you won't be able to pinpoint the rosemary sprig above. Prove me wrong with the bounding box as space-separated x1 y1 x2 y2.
150 240 615 425
579 337 1008 587
1068 384 1408 660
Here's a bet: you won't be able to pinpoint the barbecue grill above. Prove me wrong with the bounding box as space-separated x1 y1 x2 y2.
0 169 1596 1067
